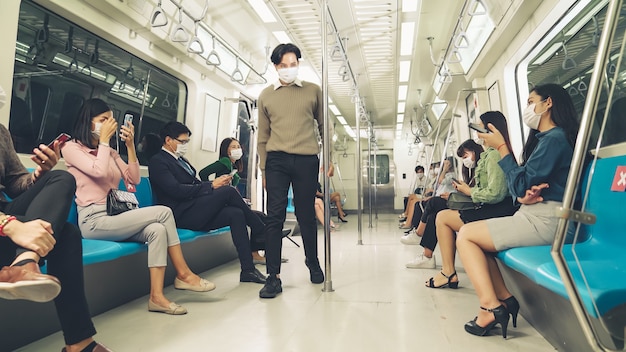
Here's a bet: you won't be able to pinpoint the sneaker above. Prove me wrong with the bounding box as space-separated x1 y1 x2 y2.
400 231 421 245
259 275 282 299
405 254 436 269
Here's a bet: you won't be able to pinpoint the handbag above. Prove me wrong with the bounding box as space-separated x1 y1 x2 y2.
106 189 139 216
447 192 480 211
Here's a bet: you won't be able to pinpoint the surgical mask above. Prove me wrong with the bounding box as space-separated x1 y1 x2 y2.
136 143 144 153
0 85 6 110
230 148 243 160
522 102 546 130
416 172 424 179
463 157 476 169
92 122 102 139
175 143 188 157
277 67 298 84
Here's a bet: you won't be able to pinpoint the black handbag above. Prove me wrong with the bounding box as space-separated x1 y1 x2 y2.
447 192 480 211
106 189 139 216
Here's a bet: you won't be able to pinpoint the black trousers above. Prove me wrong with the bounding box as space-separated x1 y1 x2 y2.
415 197 448 251
176 186 265 272
0 170 96 345
264 152 319 276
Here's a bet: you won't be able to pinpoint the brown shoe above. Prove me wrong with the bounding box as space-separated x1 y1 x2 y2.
0 264 61 302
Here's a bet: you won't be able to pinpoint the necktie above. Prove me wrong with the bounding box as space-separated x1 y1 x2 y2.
178 158 194 176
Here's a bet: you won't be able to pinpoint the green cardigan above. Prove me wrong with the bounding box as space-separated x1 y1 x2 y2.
198 157 240 186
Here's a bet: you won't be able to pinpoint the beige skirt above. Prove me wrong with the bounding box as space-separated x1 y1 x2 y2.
487 201 562 251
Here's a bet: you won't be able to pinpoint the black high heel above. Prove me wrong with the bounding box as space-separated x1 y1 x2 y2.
464 305 510 338
338 215 348 223
425 271 459 289
500 296 520 328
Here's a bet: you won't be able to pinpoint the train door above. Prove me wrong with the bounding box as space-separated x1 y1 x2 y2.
362 150 396 212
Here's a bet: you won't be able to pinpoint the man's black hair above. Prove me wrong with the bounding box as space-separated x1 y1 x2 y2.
270 43 302 65
159 121 192 144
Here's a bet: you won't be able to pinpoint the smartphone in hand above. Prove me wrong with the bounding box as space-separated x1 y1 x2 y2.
451 177 460 184
47 133 71 148
121 114 133 141
469 123 489 133
229 169 238 176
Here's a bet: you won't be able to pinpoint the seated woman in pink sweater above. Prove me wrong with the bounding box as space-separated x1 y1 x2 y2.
63 98 214 315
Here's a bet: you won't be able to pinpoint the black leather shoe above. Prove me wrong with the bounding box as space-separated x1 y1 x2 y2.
305 259 324 284
240 268 267 284
259 275 282 299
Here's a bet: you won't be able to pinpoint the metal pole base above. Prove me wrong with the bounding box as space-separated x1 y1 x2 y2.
322 280 334 292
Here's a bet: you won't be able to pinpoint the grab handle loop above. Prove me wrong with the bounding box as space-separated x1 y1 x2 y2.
561 42 577 70
150 0 168 27
170 8 189 43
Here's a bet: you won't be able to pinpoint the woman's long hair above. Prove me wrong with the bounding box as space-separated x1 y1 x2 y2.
456 139 484 186
521 84 579 164
479 111 516 164
72 98 111 149
219 137 243 172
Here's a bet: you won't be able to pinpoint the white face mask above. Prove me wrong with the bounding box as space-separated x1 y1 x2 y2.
230 148 243 160
92 122 102 139
136 143 144 153
0 85 6 110
175 143 188 157
463 156 476 169
522 102 546 130
277 67 298 84
416 172 424 179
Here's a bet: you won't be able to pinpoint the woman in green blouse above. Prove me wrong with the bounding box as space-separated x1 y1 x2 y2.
199 137 243 186
426 111 519 289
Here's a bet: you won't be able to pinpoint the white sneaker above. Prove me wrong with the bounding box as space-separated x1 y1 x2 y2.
405 254 436 269
400 231 421 245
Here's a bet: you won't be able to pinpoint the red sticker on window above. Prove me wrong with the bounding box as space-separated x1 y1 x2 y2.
611 166 626 192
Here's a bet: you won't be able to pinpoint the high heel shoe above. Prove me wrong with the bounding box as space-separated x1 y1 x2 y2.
338 215 348 223
464 305 509 338
500 296 520 328
425 271 459 289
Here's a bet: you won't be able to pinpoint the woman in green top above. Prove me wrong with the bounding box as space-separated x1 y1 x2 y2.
426 111 519 289
199 137 243 186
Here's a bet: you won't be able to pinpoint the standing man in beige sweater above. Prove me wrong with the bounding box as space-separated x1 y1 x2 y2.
257 43 333 298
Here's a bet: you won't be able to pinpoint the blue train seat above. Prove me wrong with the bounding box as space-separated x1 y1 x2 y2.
497 154 626 318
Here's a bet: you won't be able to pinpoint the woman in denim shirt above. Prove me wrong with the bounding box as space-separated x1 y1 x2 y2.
456 84 579 338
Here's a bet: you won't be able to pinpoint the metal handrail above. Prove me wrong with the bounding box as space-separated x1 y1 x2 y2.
551 1 623 351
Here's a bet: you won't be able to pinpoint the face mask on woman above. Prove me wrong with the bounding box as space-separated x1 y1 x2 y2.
230 148 243 160
92 122 102 139
175 143 188 157
277 67 298 84
522 102 547 130
463 156 476 169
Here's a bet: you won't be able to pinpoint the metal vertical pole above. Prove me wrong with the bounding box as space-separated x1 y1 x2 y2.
321 0 333 293
355 97 363 245
367 126 372 227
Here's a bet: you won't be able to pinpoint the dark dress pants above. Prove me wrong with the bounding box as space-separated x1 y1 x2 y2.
176 186 265 272
264 152 319 276
417 196 448 251
0 170 96 345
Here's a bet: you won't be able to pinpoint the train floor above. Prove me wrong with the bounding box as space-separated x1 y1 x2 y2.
19 213 554 352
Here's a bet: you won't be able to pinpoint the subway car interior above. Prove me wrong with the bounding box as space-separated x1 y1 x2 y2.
0 0 625 351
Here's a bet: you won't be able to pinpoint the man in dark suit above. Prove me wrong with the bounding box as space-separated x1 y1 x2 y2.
148 122 266 284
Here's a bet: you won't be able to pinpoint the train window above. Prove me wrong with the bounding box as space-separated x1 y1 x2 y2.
518 0 622 150
368 155 390 184
10 0 186 165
